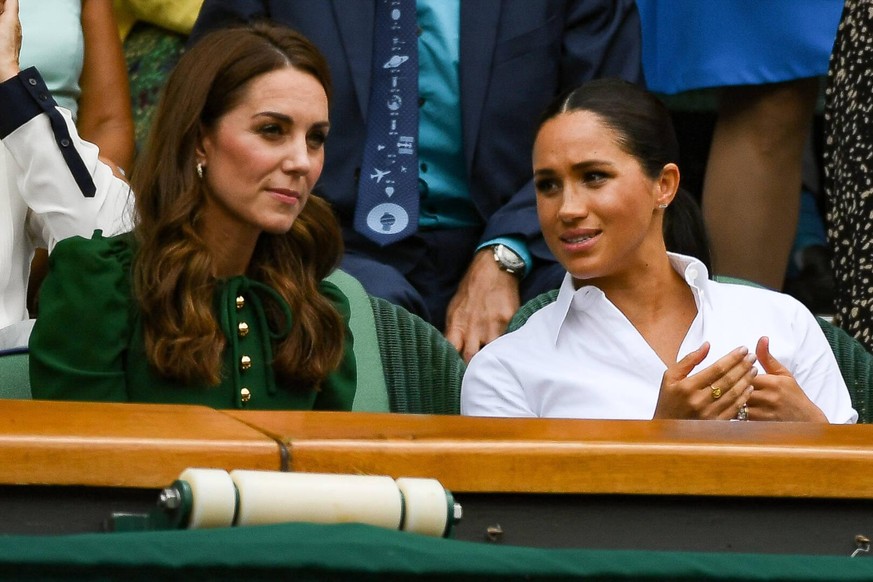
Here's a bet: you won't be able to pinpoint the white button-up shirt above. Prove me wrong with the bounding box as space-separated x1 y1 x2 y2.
0 68 131 331
462 254 858 423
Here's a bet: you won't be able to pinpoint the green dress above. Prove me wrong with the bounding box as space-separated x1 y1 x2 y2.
29 232 357 410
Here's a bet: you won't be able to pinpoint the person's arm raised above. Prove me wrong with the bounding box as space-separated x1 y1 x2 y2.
78 0 135 176
0 0 21 82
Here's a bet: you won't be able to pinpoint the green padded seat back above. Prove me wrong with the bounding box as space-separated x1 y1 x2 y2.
369 296 464 414
0 349 31 399
325 270 390 412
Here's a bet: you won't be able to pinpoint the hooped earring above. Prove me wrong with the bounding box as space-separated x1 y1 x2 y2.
196 162 204 179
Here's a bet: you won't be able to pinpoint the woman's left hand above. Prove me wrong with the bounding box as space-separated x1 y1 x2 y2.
746 336 828 422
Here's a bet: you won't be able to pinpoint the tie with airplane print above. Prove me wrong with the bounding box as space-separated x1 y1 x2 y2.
354 0 419 246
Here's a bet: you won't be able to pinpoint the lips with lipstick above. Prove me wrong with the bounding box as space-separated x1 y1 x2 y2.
268 188 302 205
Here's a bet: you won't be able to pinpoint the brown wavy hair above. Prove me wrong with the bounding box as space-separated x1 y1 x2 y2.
130 23 345 390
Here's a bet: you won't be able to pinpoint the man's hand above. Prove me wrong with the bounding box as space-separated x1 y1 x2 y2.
445 248 520 363
0 0 21 82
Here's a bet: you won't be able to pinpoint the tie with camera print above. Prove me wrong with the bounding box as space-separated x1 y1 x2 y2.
353 0 419 246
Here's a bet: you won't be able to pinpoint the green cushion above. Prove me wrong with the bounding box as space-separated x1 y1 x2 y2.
0 349 31 399
369 296 464 414
325 270 390 412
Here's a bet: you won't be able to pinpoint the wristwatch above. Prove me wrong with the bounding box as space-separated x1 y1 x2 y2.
491 244 526 277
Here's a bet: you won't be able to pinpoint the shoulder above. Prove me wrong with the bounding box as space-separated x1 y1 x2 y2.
707 279 810 317
51 230 135 266
317 279 351 321
48 230 136 295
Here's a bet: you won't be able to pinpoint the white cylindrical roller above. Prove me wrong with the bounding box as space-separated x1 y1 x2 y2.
395 478 449 537
178 468 237 529
229 470 404 530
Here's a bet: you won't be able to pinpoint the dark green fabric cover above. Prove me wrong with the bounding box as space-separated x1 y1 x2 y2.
0 522 871 580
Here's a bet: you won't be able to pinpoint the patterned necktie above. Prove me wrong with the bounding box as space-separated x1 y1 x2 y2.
354 0 419 246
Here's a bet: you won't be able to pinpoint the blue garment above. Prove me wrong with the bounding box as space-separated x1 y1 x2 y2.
637 0 843 94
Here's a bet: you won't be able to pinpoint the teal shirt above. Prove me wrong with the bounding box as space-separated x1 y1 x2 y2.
29 233 357 410
417 0 475 230
417 0 531 274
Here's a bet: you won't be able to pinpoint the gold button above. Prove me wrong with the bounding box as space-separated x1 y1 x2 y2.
240 387 251 404
238 322 249 337
240 355 252 370
236 295 245 310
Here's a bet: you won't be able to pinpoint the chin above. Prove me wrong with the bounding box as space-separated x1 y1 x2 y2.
261 217 300 235
564 260 609 282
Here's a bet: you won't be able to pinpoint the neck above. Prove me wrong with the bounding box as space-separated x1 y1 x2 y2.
200 222 259 278
581 242 691 324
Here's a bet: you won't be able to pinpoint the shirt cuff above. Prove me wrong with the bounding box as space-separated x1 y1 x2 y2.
0 67 49 139
477 236 533 278
0 67 96 197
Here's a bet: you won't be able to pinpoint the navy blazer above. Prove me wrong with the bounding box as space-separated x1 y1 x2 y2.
192 0 643 267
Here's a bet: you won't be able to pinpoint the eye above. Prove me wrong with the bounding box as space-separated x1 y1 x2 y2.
583 171 608 185
535 178 560 195
257 123 285 139
306 129 328 149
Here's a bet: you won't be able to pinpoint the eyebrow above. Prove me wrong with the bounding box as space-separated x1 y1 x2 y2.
533 159 614 177
253 111 331 130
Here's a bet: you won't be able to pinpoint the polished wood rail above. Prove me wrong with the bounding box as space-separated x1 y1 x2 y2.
0 399 281 487
3 399 872 499
226 410 873 499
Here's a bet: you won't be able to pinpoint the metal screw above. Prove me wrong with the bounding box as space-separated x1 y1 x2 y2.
485 524 503 542
851 534 870 558
157 487 181 510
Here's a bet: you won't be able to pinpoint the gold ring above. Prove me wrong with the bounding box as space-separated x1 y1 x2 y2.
710 385 723 400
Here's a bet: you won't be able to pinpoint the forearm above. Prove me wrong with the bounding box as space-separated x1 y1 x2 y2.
79 0 135 172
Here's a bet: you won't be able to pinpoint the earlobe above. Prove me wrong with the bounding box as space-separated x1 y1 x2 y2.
655 163 680 209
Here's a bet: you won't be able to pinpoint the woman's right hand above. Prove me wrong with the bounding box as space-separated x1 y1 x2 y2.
653 343 757 420
0 0 21 82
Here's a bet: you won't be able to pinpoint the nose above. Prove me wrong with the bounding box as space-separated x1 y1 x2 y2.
557 186 589 222
281 134 313 175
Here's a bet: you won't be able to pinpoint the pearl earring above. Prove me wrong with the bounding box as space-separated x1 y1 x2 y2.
196 162 204 179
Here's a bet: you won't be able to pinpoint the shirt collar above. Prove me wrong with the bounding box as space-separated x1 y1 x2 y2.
549 252 712 345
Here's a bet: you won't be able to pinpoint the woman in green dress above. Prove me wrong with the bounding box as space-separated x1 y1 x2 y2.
26 21 357 409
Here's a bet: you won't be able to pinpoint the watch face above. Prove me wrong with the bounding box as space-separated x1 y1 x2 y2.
495 245 525 271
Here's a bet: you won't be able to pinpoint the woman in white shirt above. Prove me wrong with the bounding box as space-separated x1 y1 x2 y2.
461 79 857 424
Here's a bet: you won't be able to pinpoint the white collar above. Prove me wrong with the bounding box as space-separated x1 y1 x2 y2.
547 253 712 345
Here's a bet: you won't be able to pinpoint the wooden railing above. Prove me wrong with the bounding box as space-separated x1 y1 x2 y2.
3 399 873 499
